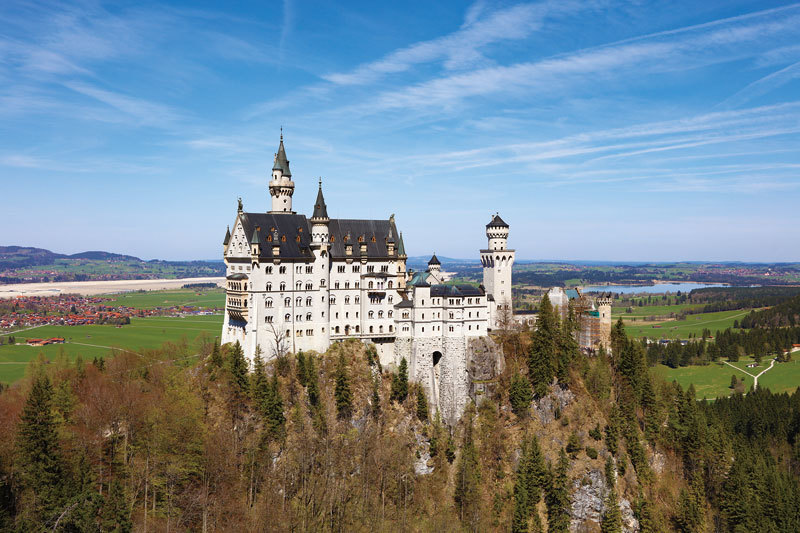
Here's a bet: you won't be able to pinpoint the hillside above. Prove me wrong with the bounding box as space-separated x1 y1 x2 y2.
1 319 798 531
0 246 224 284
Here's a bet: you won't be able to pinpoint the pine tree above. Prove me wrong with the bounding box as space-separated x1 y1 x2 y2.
296 350 308 387
370 375 382 419
454 416 481 528
251 346 268 406
15 372 66 526
600 488 622 533
545 449 571 533
229 340 249 394
416 387 429 421
263 373 286 441
605 457 616 488
102 478 132 533
529 294 558 397
306 354 320 407
512 495 529 533
334 351 353 420
210 339 223 367
509 372 533 417
391 357 409 403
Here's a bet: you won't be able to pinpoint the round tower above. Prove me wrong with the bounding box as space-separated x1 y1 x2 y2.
486 213 509 251
427 253 441 274
480 213 515 329
269 132 295 213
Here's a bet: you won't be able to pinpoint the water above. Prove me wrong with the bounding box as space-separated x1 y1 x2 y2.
581 282 727 294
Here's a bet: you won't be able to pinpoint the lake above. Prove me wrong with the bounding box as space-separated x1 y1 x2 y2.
581 282 727 294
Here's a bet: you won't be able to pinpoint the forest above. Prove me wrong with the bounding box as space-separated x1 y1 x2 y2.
1 297 799 532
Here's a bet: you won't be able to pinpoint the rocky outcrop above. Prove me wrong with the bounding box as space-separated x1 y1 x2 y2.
570 469 639 533
466 336 505 405
533 381 575 425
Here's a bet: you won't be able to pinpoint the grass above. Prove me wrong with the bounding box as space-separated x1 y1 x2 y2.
102 288 225 309
623 309 750 339
612 303 704 318
652 355 800 399
0 314 223 385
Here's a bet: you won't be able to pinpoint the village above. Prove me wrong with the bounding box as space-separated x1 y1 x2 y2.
0 294 219 331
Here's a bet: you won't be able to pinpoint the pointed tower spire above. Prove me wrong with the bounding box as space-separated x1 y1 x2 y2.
311 177 329 220
398 231 407 257
269 131 295 213
272 133 291 177
223 225 231 245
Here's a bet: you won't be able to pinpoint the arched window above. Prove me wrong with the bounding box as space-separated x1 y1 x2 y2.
296 297 302 306
266 282 272 291
368 311 374 319
320 279 326 287
284 313 290 321
369 326 374 333
388 281 393 288
266 298 273 308
296 281 302 290
284 297 291 306
389 325 393 332
345 296 350 305
335 326 340 334
378 311 384 318
388 310 393 318
306 297 312 306
306 313 312 321
355 325 360 332
368 281 374 289
306 283 312 290
330 296 336 304
280 282 286 291
379 325 383 333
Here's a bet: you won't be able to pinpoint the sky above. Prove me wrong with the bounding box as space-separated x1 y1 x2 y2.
1 0 800 262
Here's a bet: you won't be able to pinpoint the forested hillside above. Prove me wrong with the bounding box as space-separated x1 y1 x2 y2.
1 302 799 532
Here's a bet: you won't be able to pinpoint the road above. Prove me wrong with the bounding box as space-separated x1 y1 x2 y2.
724 357 776 390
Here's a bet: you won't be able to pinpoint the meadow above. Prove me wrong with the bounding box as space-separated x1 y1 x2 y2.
623 309 750 339
612 302 704 318
103 287 225 309
0 314 223 384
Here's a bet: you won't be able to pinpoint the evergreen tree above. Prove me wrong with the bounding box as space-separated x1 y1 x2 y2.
509 372 533 417
416 387 428 421
306 354 320 407
15 372 66 526
263 373 285 441
250 346 267 406
600 488 622 533
512 495 529 533
391 357 409 403
566 432 581 457
370 375 382 419
528 294 558 398
605 457 616 488
454 416 481 527
229 340 249 394
210 339 222 367
102 478 132 533
334 351 353 420
545 449 571 533
296 350 308 387
557 302 580 384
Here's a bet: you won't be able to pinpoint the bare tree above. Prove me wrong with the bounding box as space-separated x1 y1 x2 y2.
266 322 290 361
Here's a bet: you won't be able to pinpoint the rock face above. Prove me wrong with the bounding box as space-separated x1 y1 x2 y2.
533 382 575 425
466 336 505 406
569 469 639 533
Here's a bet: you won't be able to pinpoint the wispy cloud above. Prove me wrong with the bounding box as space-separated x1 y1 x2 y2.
720 61 800 109
63 82 183 128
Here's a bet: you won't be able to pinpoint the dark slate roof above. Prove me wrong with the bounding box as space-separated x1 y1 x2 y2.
395 299 414 308
430 284 485 297
272 135 292 177
239 212 313 260
428 253 440 265
312 182 328 220
223 226 231 245
486 214 509 228
250 228 260 245
328 218 400 259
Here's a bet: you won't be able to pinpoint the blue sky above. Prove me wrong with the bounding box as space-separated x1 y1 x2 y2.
2 0 800 262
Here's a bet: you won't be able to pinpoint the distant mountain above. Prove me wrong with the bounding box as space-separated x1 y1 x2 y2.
0 246 225 284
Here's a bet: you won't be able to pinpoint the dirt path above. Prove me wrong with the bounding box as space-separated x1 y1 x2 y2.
724 358 776 390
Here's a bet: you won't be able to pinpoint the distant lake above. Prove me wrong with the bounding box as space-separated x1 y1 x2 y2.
581 282 727 294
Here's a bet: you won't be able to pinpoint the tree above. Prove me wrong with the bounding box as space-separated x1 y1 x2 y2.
529 294 558 398
263 373 285 441
296 350 308 387
416 387 428 421
545 449 572 533
391 357 409 403
102 478 132 533
334 351 353 420
370 375 382 419
251 345 268 405
566 432 581 457
15 372 66 526
229 340 249 394
305 354 320 407
454 415 481 528
509 372 533 417
210 339 223 367
601 488 622 533
730 374 738 389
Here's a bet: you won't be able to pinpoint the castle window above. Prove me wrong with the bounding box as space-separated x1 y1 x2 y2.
345 282 350 289
266 316 273 323
368 281 374 289
358 235 364 243
331 235 335 242
388 296 393 304
306 297 312 306
338 265 345 273
279 266 286 274
345 296 350 305
368 311 374 319
355 282 359 288
371 235 376 242
388 311 393 318
449 312 454 319
477 325 480 330
306 266 313 273
284 297 290 306
388 281 393 289
306 283 313 290
296 330 302 337
266 298 273 308
306 313 312 321
281 235 286 242
355 325 360 333
381 265 388 272
266 266 273 274
378 311 384 318
266 282 272 291
367 266 375 273
331 296 336 304
477 312 480 317
296 235 300 242
403 312 409 319
320 279 326 287
379 325 383 333
449 326 454 332
389 325 393 332
296 314 302 322
352 265 360 272
335 326 340 333
296 297 302 306
422 313 425 319
286 329 290 337
369 326 373 333
335 282 340 289
284 313 290 321
469 325 472 330
296 266 302 274
355 296 360 304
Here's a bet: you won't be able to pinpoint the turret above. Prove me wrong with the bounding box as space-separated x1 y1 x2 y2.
310 178 330 245
427 253 441 274
480 213 515 329
486 213 509 251
250 226 261 258
268 131 295 213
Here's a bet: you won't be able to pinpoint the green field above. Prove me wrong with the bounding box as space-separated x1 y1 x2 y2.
612 303 704 318
652 356 800 399
624 309 750 339
103 288 225 309
0 314 223 384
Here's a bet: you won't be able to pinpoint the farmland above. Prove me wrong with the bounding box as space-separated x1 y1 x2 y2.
623 309 750 339
0 314 223 384
102 288 225 309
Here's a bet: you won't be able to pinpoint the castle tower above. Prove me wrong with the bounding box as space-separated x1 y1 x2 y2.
596 297 613 351
268 132 295 213
480 214 515 328
310 178 330 244
427 253 441 274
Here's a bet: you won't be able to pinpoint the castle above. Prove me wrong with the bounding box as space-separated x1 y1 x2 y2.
221 135 509 422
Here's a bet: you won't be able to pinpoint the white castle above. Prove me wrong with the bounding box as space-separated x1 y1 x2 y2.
221 135 510 422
